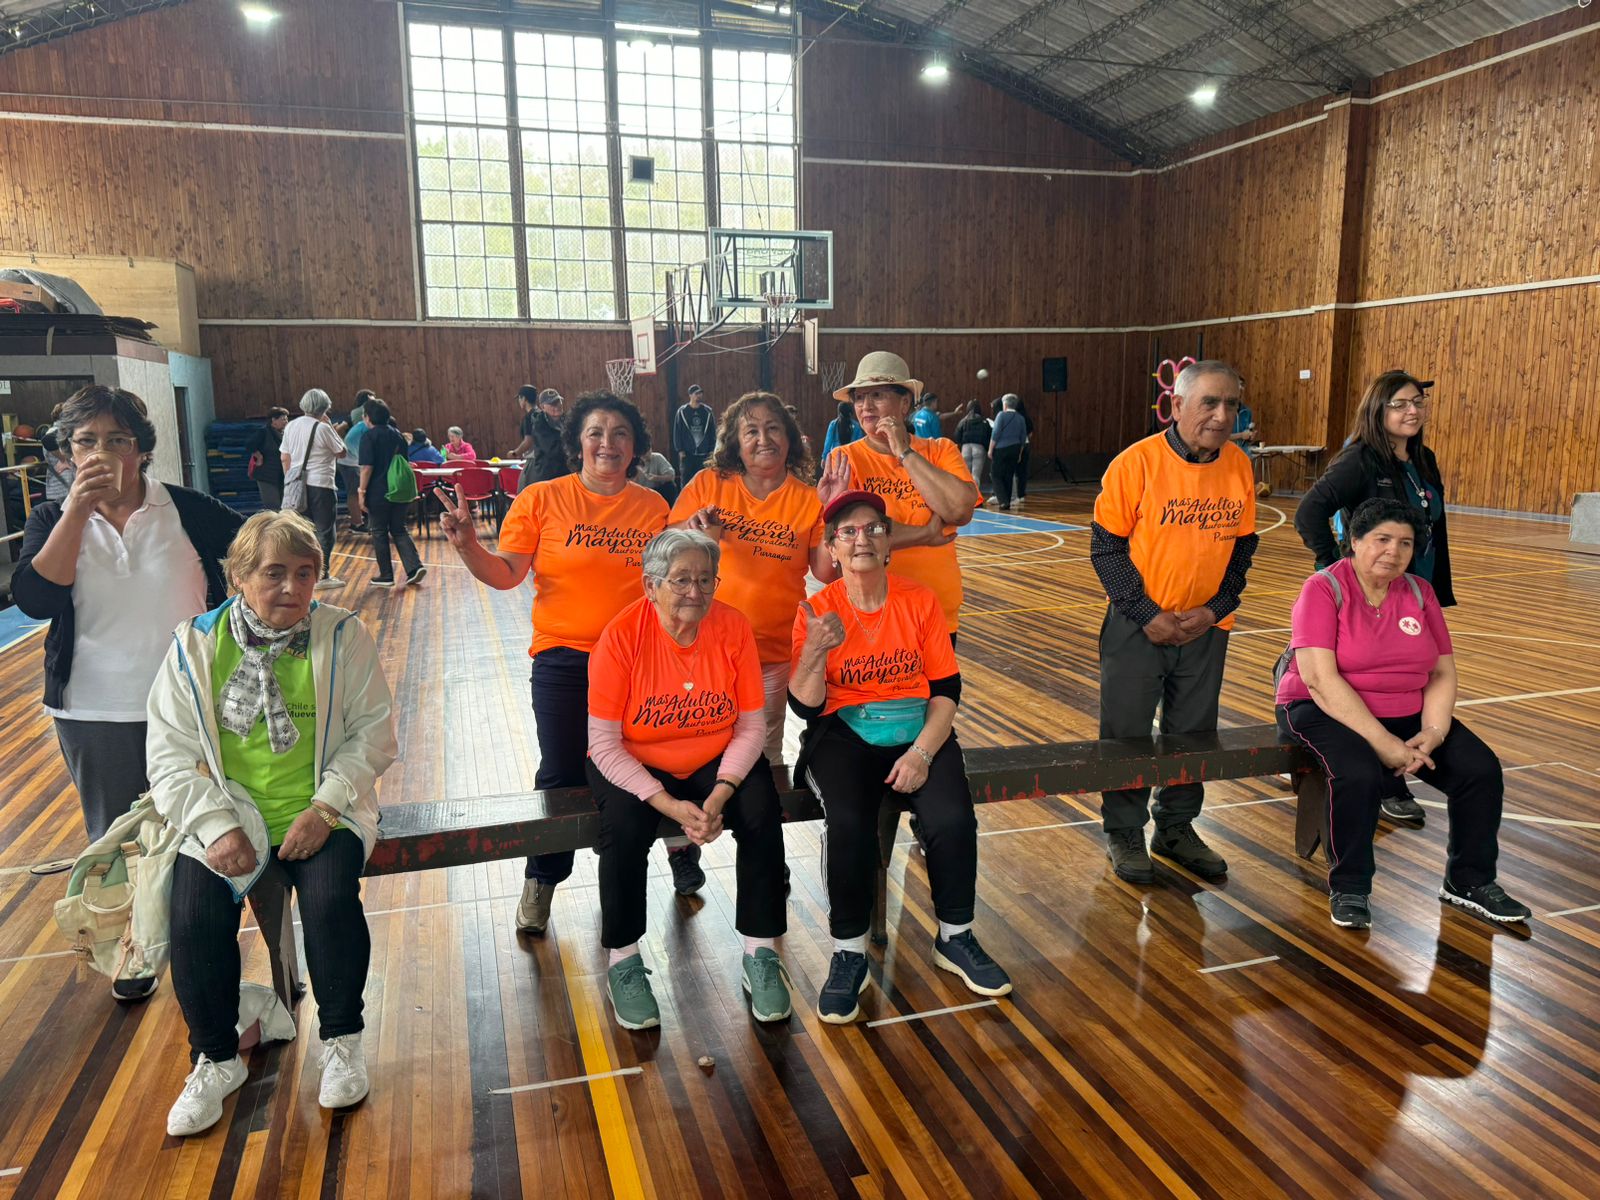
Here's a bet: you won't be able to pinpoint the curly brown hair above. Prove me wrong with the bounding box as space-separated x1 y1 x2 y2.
706 391 815 481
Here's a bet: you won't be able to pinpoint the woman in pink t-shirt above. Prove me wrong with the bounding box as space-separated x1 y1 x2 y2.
1275 499 1529 932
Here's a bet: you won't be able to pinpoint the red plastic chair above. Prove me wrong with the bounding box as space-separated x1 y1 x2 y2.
496 465 522 523
410 470 440 538
455 465 500 533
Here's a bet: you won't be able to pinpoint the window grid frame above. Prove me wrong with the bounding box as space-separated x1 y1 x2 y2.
405 16 798 325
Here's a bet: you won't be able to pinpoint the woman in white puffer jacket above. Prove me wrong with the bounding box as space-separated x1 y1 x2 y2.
145 509 396 1138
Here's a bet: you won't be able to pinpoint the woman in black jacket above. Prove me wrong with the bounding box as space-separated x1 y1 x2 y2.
1294 370 1451 826
14 388 241 982
1296 371 1454 605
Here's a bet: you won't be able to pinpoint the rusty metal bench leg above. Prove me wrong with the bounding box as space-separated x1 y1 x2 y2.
1293 766 1330 863
247 863 305 1012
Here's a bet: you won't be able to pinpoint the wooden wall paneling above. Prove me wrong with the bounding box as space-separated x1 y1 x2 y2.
0 123 416 319
0 0 404 130
800 31 1130 170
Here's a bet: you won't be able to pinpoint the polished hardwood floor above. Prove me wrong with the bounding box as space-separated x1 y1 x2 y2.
2 488 1599 1198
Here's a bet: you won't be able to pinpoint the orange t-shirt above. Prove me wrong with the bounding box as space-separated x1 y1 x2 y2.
791 575 958 715
498 475 669 655
670 470 824 664
589 597 764 776
1092 433 1256 631
833 436 974 630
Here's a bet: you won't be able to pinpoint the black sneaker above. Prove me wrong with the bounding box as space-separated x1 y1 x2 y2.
1379 793 1427 825
1106 828 1155 884
1440 879 1532 925
1329 892 1371 929
817 950 870 1024
112 975 160 1002
933 930 1012 997
406 565 428 586
1150 821 1228 879
370 577 396 589
668 845 705 895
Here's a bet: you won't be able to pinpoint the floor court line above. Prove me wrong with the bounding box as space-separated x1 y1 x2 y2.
0 1166 22 1178
1543 903 1600 919
490 1066 643 1095
1415 799 1600 830
865 999 999 1028
1457 685 1600 707
1198 955 1280 975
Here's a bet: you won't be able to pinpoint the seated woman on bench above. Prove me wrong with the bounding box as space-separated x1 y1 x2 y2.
789 490 1011 1024
1276 498 1530 931
586 528 792 1031
147 510 398 1136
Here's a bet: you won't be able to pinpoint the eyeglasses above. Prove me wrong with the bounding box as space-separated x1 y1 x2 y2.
659 574 719 595
834 522 889 540
1385 397 1428 411
69 435 138 453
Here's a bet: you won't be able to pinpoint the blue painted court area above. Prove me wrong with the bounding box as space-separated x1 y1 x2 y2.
957 508 1086 538
0 606 47 654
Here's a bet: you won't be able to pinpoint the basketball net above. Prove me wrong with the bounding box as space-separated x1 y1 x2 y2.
605 358 636 396
820 360 847 394
762 290 797 332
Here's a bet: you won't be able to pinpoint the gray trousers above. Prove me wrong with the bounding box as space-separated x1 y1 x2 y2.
54 718 150 841
1097 606 1230 832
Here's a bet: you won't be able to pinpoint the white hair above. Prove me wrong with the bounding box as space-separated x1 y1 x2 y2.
642 528 721 581
1174 360 1242 398
1001 393 1020 409
299 388 332 416
448 426 464 438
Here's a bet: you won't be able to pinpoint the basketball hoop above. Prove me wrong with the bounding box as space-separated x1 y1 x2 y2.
605 358 636 396
820 360 848 395
762 290 797 331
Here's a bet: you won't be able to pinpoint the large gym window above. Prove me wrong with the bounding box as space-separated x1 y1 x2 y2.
404 13 798 324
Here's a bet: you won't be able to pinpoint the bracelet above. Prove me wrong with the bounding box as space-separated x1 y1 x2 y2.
897 446 916 464
910 745 933 766
311 803 340 829
715 777 741 793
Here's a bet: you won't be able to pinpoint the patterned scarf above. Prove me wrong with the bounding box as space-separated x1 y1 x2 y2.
218 600 312 754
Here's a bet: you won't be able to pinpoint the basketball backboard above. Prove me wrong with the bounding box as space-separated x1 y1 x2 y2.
709 229 833 312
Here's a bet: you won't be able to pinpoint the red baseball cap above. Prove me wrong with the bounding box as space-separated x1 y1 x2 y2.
822 489 888 524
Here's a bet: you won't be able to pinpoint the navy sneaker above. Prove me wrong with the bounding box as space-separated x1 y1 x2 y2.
933 930 1013 997
1440 879 1531 925
1329 892 1371 929
817 950 870 1024
668 845 705 895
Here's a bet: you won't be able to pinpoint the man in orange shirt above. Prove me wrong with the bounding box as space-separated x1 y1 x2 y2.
821 352 979 638
1091 360 1259 886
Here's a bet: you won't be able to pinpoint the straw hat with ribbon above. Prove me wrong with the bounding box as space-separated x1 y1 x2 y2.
833 351 924 404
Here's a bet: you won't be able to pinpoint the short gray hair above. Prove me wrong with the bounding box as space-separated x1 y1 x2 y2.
1001 393 1019 409
448 426 464 438
1174 360 1242 398
299 388 332 416
642 528 721 581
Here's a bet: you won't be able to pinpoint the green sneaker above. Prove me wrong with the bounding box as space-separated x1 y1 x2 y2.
605 954 660 1030
741 948 794 1022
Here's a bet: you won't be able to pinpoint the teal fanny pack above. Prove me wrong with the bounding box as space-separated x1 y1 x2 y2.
837 698 928 746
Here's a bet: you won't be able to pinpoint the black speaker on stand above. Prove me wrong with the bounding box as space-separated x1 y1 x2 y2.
1042 356 1070 482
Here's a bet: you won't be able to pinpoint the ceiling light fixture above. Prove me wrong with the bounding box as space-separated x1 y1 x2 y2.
921 59 950 81
240 3 279 24
1191 84 1218 106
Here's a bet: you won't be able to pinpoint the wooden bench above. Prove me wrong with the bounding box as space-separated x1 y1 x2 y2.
254 724 1325 1011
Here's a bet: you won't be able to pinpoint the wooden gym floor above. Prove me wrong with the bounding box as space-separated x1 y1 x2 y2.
2 489 1599 1199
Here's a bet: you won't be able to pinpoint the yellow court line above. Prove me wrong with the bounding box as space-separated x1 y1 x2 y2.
558 956 649 1199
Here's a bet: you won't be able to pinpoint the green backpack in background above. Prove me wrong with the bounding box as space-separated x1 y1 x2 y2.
386 451 419 503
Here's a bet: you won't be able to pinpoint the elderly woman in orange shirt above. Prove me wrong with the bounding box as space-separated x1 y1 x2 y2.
821 352 980 642
789 490 1011 1025
586 528 790 1031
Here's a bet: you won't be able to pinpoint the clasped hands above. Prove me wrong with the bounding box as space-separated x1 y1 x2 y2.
1378 726 1444 777
1142 607 1217 646
651 783 734 846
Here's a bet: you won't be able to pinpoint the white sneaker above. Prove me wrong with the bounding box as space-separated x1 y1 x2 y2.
166 1053 247 1137
318 1033 369 1109
315 576 345 590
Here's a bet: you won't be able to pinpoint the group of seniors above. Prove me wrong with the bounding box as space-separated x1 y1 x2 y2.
1096 358 1526 931
14 348 1531 1138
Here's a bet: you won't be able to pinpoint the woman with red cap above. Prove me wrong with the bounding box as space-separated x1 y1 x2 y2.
788 489 1011 1025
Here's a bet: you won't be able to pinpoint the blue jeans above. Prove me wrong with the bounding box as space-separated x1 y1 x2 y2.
526 647 589 883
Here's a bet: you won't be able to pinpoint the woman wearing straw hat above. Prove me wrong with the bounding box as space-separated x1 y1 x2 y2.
821 352 980 641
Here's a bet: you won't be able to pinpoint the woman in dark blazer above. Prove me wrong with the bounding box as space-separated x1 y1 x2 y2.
1295 369 1453 826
